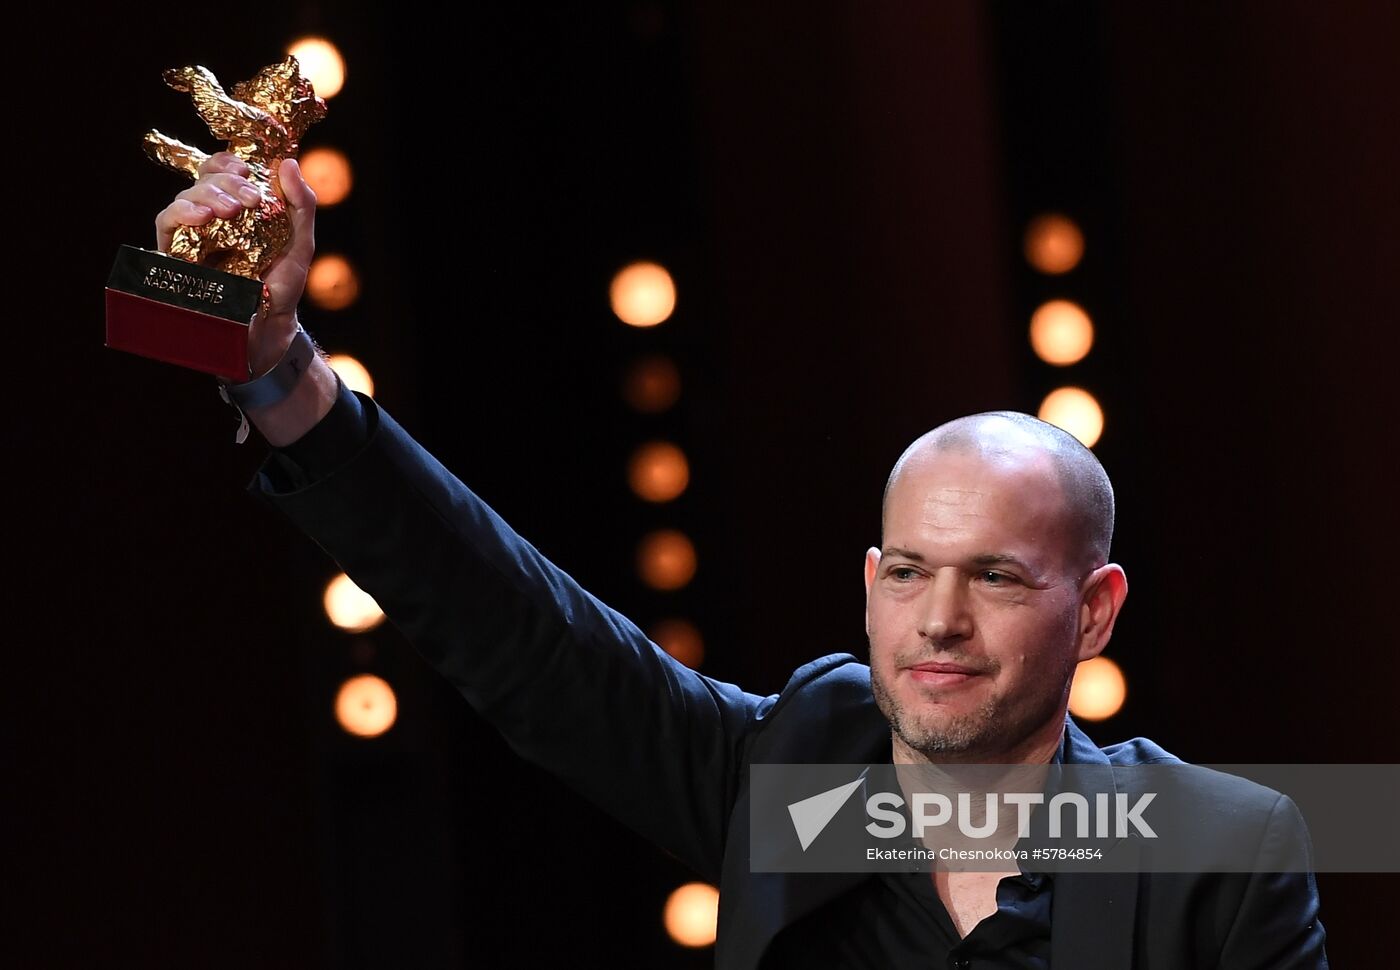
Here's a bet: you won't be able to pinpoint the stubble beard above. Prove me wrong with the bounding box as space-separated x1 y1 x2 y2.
870 662 1003 760
870 648 1076 762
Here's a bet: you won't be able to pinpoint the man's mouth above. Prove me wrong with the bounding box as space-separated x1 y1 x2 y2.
905 661 984 688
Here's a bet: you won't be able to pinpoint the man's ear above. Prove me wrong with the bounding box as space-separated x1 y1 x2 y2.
1076 563 1128 662
864 546 881 596
864 547 881 637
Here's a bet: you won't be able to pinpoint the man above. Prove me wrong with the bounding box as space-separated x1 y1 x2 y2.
155 153 1328 968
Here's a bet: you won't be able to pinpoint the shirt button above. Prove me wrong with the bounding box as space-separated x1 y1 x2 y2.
952 961 970 970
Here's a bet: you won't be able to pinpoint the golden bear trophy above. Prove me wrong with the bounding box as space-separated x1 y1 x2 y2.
105 55 326 380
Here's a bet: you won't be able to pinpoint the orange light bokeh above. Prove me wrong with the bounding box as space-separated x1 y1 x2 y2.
629 441 690 503
1038 386 1104 448
287 37 346 99
1029 299 1095 366
664 882 719 948
326 354 375 397
623 355 682 413
649 618 705 669
610 261 676 327
307 253 360 310
335 674 397 738
1068 656 1126 720
638 530 697 590
323 572 385 633
299 147 353 206
1023 213 1085 275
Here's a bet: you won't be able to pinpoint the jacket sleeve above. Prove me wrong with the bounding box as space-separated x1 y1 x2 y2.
247 391 777 882
1217 794 1329 969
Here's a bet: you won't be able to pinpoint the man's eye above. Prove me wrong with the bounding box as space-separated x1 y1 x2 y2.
889 567 920 581
979 570 1015 585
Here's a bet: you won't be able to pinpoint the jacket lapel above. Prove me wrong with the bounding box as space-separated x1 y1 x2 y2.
1050 717 1140 969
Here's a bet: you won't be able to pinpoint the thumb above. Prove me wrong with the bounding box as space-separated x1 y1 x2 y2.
278 157 316 210
278 157 317 257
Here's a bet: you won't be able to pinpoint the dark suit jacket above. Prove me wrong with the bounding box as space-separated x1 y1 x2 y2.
249 390 1328 969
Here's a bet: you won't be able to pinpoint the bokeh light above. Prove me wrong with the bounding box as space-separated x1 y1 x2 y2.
287 37 346 99
638 530 697 590
307 254 360 311
623 355 682 413
664 882 719 948
299 147 353 206
1023 213 1085 274
629 442 690 503
1029 299 1095 366
649 618 705 669
323 572 385 633
1068 656 1126 720
335 674 397 738
610 261 676 327
1038 386 1104 448
327 354 375 397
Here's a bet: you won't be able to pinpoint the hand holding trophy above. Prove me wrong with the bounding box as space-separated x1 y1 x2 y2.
107 55 325 387
152 148 319 379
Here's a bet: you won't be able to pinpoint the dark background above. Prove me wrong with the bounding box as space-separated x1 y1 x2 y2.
9 1 1395 966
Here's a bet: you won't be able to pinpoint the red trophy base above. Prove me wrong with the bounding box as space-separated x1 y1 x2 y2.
105 245 263 381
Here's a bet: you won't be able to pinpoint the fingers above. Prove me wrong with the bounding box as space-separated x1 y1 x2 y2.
155 152 317 258
198 150 248 178
155 199 213 252
154 172 262 252
186 173 262 212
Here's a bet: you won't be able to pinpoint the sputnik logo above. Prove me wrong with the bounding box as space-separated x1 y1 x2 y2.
787 773 868 851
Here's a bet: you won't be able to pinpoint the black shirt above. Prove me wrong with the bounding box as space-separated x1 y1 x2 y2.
763 866 1051 969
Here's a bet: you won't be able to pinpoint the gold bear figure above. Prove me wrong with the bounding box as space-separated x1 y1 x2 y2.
143 55 327 279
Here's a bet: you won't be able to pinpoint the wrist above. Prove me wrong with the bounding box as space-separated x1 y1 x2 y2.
245 355 339 448
221 323 321 410
248 308 301 376
216 317 335 445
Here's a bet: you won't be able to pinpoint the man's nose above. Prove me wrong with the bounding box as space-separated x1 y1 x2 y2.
919 569 972 644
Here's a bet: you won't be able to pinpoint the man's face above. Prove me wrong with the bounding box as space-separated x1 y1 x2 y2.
866 447 1088 764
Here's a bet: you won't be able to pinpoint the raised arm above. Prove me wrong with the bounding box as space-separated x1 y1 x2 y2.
155 156 774 878
248 393 774 878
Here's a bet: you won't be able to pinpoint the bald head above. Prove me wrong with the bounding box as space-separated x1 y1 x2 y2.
882 411 1115 572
